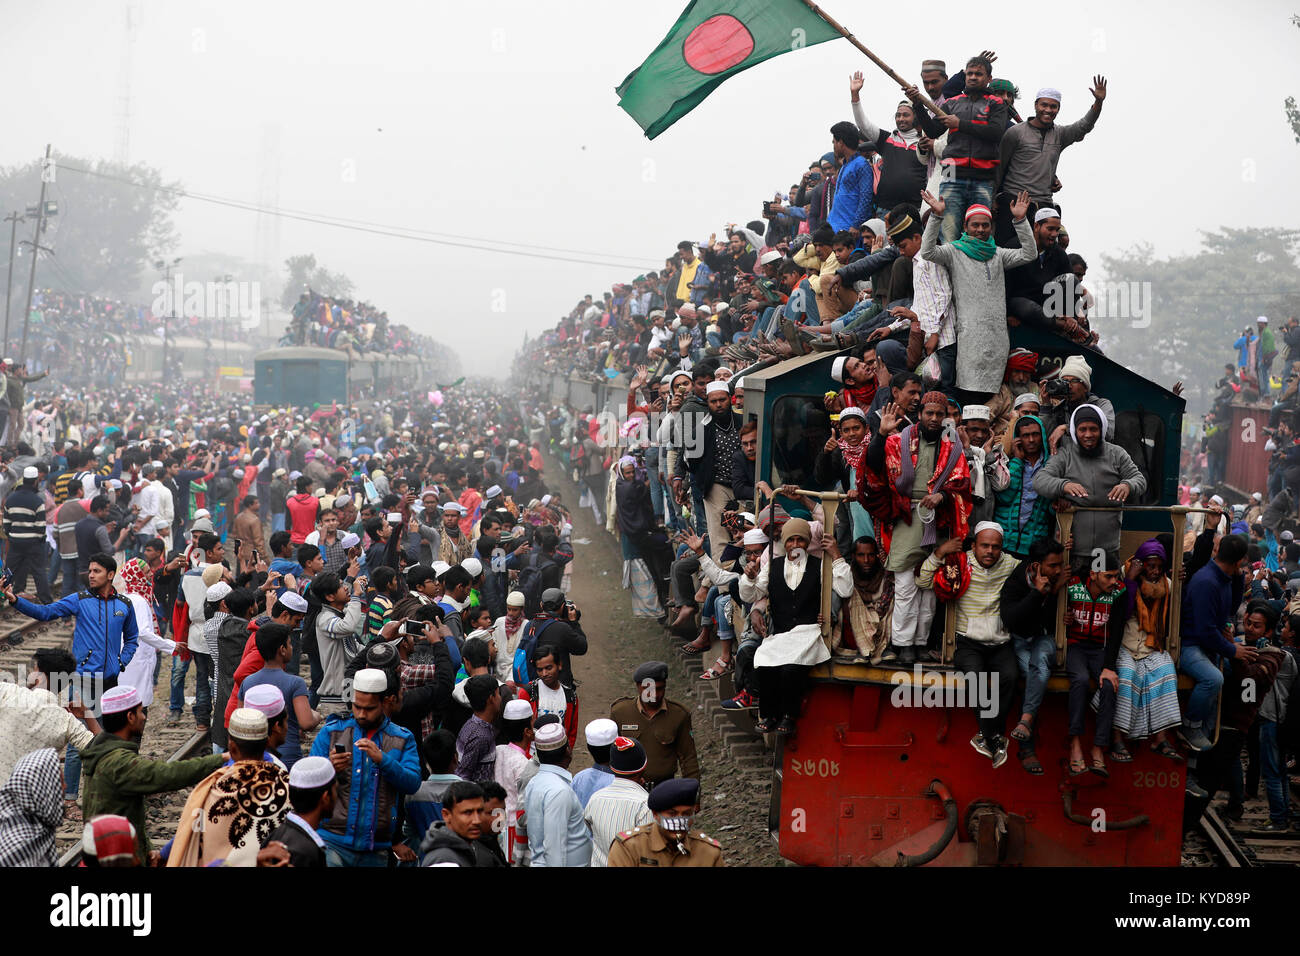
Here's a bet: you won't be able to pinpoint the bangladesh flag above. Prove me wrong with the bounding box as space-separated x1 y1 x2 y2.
616 0 841 139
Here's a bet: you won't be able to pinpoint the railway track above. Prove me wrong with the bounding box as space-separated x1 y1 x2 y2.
1187 782 1300 867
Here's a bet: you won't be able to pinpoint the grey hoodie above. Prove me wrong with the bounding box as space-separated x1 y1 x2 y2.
1033 403 1147 560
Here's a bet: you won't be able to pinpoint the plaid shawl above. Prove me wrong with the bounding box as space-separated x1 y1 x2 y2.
0 748 62 867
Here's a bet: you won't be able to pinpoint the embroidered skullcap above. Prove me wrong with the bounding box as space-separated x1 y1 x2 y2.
1035 87 1063 103
972 520 1004 539
206 581 232 604
1012 393 1039 410
353 668 390 695
506 590 526 608
1034 207 1060 223
280 591 308 613
831 356 848 382
920 390 948 409
243 684 285 718
534 721 568 751
705 381 730 396
839 406 866 422
100 685 141 715
340 532 361 549
961 405 991 422
288 756 336 790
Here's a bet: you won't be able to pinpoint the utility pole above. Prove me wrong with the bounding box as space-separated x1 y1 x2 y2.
19 144 53 364
156 257 182 379
3 212 24 357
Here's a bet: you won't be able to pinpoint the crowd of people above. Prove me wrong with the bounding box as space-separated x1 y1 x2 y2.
0 49 1296 872
516 51 1296 833
284 290 433 356
0 377 721 868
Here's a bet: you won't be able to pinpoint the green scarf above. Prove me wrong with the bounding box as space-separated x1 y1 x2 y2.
949 231 997 262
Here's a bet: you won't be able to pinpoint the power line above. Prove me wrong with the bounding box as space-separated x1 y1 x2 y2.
54 162 662 271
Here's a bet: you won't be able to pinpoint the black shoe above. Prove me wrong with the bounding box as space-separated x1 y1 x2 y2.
898 646 917 665
1221 803 1245 823
776 718 797 736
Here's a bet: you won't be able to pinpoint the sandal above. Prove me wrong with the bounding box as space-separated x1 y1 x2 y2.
1010 717 1034 742
1090 755 1109 778
1151 740 1185 762
755 717 777 734
1109 743 1134 763
680 637 710 654
1020 752 1044 775
1069 756 1088 776
700 657 733 681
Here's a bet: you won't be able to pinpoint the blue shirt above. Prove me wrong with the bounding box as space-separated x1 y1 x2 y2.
270 558 304 599
827 154 874 232
308 714 421 851
1181 561 1242 659
241 667 310 767
571 764 614 808
523 764 591 867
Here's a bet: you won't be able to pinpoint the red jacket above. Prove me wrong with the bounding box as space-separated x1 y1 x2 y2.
286 493 320 544
527 679 579 750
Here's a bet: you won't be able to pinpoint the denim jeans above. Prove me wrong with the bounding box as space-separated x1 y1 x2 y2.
1012 633 1055 721
271 512 286 533
1178 643 1224 729
56 558 79 599
939 178 995 244
1258 720 1290 823
192 651 214 726
700 585 720 626
323 843 390 867
715 594 735 640
64 745 81 800
169 653 189 715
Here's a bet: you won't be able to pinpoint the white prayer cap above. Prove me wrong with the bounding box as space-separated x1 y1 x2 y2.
839 406 866 422
585 718 618 748
1013 393 1040 409
340 532 361 549
21 466 38 479
485 484 503 498
273 468 287 478
507 591 526 607
1257 315 1269 324
473 450 485 460
289 755 336 789
441 501 461 513
541 495 553 506
1034 207 1061 223
1210 495 1225 506
243 684 285 718
100 685 141 715
228 707 269 742
107 479 123 490
742 528 770 546
280 591 309 613
461 557 483 577
1253 492 1263 501
1035 87 1063 103
333 495 351 510
697 304 712 316
1189 486 1201 495
972 520 1004 539
705 381 730 396
831 356 848 383
961 405 992 422
738 512 756 525
206 581 233 603
1283 531 1295 542
195 509 211 520
503 698 533 721
734 376 745 389
759 249 782 266
432 561 452 577
353 668 390 695
534 722 568 751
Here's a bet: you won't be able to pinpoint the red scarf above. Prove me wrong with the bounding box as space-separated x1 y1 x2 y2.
882 428 972 543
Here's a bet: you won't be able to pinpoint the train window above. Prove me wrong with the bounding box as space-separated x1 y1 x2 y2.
1113 409 1164 506
769 395 834 491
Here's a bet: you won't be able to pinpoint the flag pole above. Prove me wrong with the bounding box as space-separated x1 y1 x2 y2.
795 0 948 117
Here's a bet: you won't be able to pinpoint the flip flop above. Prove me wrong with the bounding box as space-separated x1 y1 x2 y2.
1150 740 1185 762
1069 756 1088 776
1090 756 1110 778
1109 744 1133 763
680 638 710 654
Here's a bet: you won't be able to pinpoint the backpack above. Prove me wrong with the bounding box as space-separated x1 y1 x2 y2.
511 618 555 686
515 553 554 618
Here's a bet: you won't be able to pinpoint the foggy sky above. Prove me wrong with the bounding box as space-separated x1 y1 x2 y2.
3 0 1298 375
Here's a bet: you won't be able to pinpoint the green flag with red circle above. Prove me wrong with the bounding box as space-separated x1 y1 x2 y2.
616 0 840 139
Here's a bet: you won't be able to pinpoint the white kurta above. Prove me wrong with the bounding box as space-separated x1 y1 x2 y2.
741 555 853 668
120 592 176 707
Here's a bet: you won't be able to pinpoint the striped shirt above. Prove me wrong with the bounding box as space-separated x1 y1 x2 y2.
583 778 653 867
2 487 47 541
52 471 76 505
365 594 394 643
912 249 955 349
919 549 1018 644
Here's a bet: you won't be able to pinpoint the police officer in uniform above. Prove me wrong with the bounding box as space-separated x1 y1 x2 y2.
609 661 700 787
606 778 723 867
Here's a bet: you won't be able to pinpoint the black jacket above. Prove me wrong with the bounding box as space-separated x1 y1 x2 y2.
528 616 588 680
267 816 327 867
419 821 507 867
1005 245 1071 305
916 91 1009 180
999 563 1055 638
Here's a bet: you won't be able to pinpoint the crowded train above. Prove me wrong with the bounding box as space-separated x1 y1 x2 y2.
0 46 1293 873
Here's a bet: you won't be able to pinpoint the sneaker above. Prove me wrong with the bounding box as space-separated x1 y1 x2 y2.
880 646 899 663
721 689 757 711
970 733 993 759
1178 725 1213 752
991 737 1009 769
1185 779 1209 799
165 713 181 726
1251 820 1291 834
897 645 917 665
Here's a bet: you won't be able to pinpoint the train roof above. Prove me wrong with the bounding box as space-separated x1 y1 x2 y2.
255 346 352 362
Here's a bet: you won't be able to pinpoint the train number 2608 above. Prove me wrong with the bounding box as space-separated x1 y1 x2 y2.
1131 770 1180 788
790 759 840 778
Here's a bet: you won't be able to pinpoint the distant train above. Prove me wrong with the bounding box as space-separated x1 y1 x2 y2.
122 333 258 384
253 346 428 407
